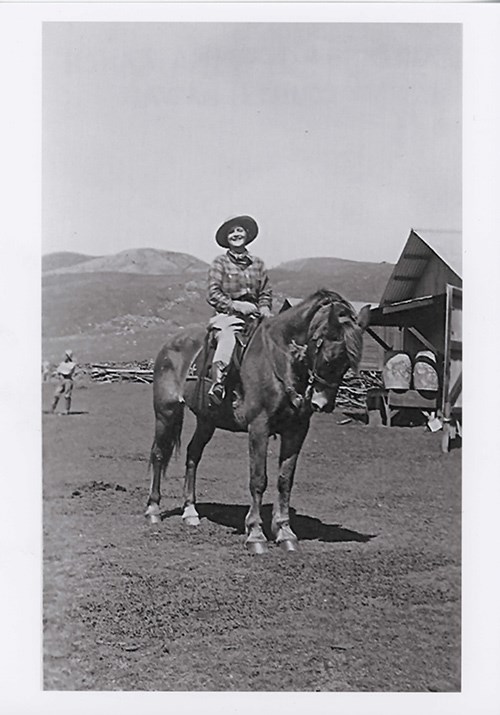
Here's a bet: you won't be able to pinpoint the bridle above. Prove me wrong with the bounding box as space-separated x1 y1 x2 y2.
262 326 344 410
307 337 331 384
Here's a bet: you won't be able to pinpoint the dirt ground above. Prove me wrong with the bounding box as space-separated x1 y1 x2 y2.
42 381 461 692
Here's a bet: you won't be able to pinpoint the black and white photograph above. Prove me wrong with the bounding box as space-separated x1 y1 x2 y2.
1 1 499 712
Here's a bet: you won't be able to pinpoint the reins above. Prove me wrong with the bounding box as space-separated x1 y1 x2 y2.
261 325 307 409
261 324 339 410
306 337 339 390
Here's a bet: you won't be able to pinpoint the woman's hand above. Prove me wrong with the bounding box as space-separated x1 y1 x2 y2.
232 300 259 316
259 306 272 319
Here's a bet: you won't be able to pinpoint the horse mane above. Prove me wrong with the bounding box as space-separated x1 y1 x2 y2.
272 288 363 369
340 319 364 369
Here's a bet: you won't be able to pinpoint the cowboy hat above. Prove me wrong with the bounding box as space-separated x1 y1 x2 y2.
215 215 259 248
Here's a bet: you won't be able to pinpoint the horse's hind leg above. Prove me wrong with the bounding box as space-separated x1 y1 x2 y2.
145 403 184 524
182 417 215 526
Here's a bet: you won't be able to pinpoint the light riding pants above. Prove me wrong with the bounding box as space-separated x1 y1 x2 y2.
208 313 246 366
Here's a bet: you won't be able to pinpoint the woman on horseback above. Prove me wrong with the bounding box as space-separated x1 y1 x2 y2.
207 215 273 405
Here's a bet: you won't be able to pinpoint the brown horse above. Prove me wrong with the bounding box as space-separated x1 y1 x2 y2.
146 289 370 552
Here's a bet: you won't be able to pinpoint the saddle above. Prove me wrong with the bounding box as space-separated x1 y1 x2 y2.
187 317 261 412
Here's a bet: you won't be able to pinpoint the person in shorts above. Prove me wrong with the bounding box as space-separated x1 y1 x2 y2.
51 349 78 415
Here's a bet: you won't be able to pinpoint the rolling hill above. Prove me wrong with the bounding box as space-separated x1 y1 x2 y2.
43 247 208 276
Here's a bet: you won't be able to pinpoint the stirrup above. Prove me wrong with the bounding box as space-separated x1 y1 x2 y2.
208 381 225 406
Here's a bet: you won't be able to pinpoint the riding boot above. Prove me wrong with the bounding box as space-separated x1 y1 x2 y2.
208 361 229 406
64 397 71 415
50 397 58 414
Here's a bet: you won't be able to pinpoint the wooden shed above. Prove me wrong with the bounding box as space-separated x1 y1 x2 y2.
369 229 461 353
368 228 462 450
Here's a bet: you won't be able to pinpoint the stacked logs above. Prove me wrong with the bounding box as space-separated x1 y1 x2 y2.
336 370 384 410
89 361 154 384
88 362 383 409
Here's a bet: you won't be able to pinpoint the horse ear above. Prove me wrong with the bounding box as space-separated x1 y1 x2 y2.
357 304 371 330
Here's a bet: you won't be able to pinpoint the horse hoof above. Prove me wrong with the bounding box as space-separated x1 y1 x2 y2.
246 540 268 554
278 539 299 552
145 505 162 524
182 505 200 526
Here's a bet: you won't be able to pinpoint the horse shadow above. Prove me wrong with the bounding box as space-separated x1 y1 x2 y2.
42 410 89 416
161 502 375 544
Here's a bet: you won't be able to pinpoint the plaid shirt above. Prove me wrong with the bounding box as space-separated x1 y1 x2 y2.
207 250 272 314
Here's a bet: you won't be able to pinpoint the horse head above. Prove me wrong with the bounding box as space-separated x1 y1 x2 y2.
305 292 371 413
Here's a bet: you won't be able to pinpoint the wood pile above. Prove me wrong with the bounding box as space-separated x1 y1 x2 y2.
89 362 154 384
336 370 384 410
88 362 383 409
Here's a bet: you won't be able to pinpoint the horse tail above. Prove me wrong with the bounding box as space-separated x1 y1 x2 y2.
149 400 185 471
172 400 184 457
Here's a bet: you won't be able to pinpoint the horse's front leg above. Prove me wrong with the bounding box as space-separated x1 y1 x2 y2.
182 417 215 526
272 419 310 551
245 413 270 553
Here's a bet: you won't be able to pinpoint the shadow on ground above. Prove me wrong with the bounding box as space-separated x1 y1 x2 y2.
42 410 90 416
161 502 375 543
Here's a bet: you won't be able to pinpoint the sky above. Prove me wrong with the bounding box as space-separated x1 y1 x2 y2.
42 22 462 268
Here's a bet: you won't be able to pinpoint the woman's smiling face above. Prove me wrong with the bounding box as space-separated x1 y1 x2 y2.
227 225 247 250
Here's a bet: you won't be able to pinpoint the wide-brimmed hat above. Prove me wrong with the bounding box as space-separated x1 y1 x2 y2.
215 215 259 248
65 349 73 359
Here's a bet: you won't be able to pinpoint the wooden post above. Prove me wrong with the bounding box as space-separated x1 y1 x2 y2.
441 285 462 452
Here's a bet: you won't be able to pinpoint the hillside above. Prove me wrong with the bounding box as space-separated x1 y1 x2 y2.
42 271 211 337
44 247 208 276
42 251 99 273
42 248 394 363
269 257 393 303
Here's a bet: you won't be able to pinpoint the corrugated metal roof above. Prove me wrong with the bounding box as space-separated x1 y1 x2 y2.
412 228 462 276
379 229 462 306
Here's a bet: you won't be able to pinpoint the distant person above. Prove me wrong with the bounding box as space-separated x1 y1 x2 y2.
207 215 272 405
51 349 78 415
